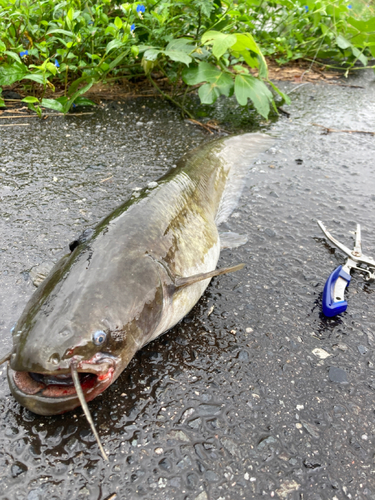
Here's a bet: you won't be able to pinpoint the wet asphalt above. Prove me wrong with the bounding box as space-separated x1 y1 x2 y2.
0 70 375 500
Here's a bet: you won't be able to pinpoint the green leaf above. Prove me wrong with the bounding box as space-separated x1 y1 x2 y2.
182 65 202 85
198 83 221 104
56 96 68 105
267 80 291 105
352 47 368 67
151 10 164 25
73 97 96 106
71 80 94 100
66 15 72 31
41 98 64 112
100 62 109 72
143 49 162 61
4 51 22 63
22 96 40 103
0 63 28 86
347 17 375 33
165 39 195 53
233 65 249 74
210 71 234 96
231 34 260 54
105 39 124 54
234 74 273 118
22 74 47 85
27 102 42 117
194 0 215 17
105 25 117 36
257 53 268 79
163 50 192 65
182 62 221 85
201 31 226 43
183 61 234 100
238 50 259 68
86 53 101 60
313 12 321 29
63 80 95 113
46 62 57 75
131 45 139 57
28 48 40 59
68 76 90 96
0 41 6 53
106 50 130 71
141 58 156 74
137 45 154 54
336 34 352 50
46 28 74 37
350 32 375 47
201 31 237 59
191 46 211 60
114 16 123 29
0 97 5 107
67 7 74 21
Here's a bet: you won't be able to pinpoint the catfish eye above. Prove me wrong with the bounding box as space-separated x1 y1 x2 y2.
93 330 106 346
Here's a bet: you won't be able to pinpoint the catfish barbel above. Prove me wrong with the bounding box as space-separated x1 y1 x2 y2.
1 133 273 459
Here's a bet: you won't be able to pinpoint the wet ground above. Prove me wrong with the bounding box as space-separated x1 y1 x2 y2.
0 70 375 500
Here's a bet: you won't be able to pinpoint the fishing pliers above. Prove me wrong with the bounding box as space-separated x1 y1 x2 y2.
317 221 375 317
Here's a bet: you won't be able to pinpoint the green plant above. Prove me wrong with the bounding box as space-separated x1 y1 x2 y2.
245 0 375 68
0 0 373 119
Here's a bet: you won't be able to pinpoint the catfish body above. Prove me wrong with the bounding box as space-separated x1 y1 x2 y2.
7 133 273 416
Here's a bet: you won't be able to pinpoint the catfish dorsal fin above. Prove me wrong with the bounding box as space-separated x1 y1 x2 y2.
174 263 245 289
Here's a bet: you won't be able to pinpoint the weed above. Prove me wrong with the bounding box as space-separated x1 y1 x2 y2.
0 0 373 117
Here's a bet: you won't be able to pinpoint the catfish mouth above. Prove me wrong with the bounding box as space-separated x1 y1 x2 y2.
9 354 117 413
14 371 100 398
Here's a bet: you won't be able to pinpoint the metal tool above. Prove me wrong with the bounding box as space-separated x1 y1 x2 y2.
317 221 375 317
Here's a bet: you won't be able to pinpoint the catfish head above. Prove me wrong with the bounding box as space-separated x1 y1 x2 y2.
7 243 166 417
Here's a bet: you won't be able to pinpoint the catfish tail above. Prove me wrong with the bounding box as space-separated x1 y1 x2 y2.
215 133 275 226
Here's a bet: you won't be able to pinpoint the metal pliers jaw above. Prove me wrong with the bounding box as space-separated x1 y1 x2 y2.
317 221 375 317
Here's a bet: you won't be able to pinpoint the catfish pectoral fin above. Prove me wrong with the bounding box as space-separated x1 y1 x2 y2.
29 261 55 287
0 351 11 366
175 263 245 289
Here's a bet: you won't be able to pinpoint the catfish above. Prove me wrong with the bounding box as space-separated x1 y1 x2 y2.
2 133 274 458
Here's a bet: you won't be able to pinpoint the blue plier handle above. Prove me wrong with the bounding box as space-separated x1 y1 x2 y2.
322 265 351 317
317 221 375 317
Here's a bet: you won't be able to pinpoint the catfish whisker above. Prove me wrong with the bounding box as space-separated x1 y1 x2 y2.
71 363 108 461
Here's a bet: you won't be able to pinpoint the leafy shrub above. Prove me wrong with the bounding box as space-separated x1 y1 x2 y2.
247 0 375 67
0 0 373 116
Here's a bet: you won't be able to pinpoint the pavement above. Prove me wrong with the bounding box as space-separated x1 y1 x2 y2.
0 70 375 500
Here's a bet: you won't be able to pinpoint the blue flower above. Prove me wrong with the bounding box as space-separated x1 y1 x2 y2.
55 59 60 67
304 5 309 11
136 5 145 18
88 20 94 25
130 23 135 32
347 3 352 7
19 50 28 57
